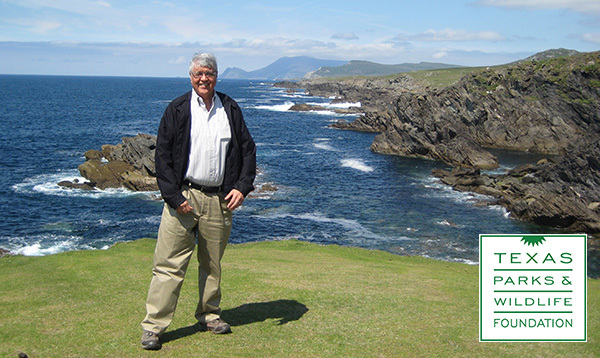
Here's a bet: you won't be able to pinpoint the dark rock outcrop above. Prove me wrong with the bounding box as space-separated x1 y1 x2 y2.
101 133 157 177
277 74 423 114
59 133 274 195
278 51 600 234
78 160 136 189
283 52 600 170
58 133 158 191
288 103 362 115
57 178 96 191
370 53 600 168
289 103 328 112
432 140 600 233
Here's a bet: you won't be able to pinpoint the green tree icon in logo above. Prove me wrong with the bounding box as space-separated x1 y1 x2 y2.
521 235 546 246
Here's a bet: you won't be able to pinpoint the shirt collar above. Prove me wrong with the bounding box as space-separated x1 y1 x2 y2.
191 90 217 110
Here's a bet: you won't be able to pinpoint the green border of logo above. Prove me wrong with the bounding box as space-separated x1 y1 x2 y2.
479 234 587 342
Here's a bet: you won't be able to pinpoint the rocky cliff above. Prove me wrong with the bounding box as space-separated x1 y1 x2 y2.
278 51 600 233
370 52 600 169
432 140 600 234
59 133 159 192
297 51 600 169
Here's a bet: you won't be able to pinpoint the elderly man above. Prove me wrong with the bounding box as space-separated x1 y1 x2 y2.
141 53 256 350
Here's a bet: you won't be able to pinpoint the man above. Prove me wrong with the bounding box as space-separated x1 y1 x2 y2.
141 53 256 350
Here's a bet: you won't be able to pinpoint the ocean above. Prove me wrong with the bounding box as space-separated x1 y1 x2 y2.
0 75 569 268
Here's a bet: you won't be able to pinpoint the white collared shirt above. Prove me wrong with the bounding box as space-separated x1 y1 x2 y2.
185 90 231 187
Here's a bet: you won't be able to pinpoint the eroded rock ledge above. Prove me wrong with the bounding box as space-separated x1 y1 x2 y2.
277 52 600 234
59 133 158 192
431 141 600 233
280 52 600 170
58 134 276 198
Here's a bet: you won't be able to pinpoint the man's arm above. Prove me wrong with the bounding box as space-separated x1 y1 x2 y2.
155 105 187 209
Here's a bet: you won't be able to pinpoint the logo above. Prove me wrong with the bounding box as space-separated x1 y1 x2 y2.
479 234 587 342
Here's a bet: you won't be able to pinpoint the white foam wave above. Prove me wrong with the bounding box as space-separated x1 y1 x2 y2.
300 104 359 117
326 102 361 109
15 241 80 256
450 257 479 265
341 159 374 172
1 234 97 256
254 101 294 112
12 171 159 199
313 142 335 151
436 220 465 228
282 92 308 99
96 215 162 228
420 176 492 203
259 212 413 243
253 99 359 117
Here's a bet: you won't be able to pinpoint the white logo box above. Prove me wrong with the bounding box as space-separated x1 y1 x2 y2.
479 234 587 342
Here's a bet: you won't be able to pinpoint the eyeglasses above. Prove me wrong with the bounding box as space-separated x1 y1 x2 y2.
190 70 217 79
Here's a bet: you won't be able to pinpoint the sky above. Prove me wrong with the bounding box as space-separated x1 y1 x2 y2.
0 0 599 77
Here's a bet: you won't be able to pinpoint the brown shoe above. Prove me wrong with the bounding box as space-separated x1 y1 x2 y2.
141 330 162 350
201 318 232 334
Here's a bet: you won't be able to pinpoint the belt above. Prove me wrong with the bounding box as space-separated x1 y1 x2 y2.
183 180 221 193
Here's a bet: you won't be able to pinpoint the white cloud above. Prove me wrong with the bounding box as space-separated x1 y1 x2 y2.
216 37 337 55
8 18 62 34
395 28 505 43
95 1 111 7
433 51 449 59
168 56 187 65
32 20 62 34
161 17 230 42
3 0 115 16
0 40 534 77
331 32 359 40
582 33 600 44
474 0 600 14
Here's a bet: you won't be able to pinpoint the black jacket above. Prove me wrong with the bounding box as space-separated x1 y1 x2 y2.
155 91 256 209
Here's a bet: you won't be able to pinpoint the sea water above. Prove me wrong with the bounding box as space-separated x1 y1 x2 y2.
0 75 572 269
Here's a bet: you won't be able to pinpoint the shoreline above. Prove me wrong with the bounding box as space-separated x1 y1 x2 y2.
2 236 598 278
275 52 600 236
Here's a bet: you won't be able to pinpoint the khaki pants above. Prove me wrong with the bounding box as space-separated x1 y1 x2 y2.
141 187 232 335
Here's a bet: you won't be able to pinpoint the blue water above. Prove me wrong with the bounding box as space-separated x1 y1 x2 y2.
0 75 558 265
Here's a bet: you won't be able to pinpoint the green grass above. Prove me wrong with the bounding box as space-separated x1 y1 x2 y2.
1 239 598 357
407 67 493 88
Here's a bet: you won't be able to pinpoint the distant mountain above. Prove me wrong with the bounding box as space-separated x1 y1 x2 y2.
221 49 585 81
219 67 250 79
308 60 463 78
518 48 581 63
220 56 347 80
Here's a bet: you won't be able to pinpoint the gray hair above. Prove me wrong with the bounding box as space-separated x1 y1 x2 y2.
189 53 218 73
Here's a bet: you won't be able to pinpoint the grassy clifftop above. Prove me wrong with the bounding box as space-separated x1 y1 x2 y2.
1 239 598 357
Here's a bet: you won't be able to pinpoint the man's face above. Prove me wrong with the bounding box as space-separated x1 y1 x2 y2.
190 65 217 100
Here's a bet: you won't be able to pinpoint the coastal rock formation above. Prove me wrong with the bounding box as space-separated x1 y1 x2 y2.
58 133 159 191
277 51 600 234
288 103 362 115
277 75 420 133
432 140 600 233
332 52 600 169
102 133 157 177
59 133 275 196
277 74 422 114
